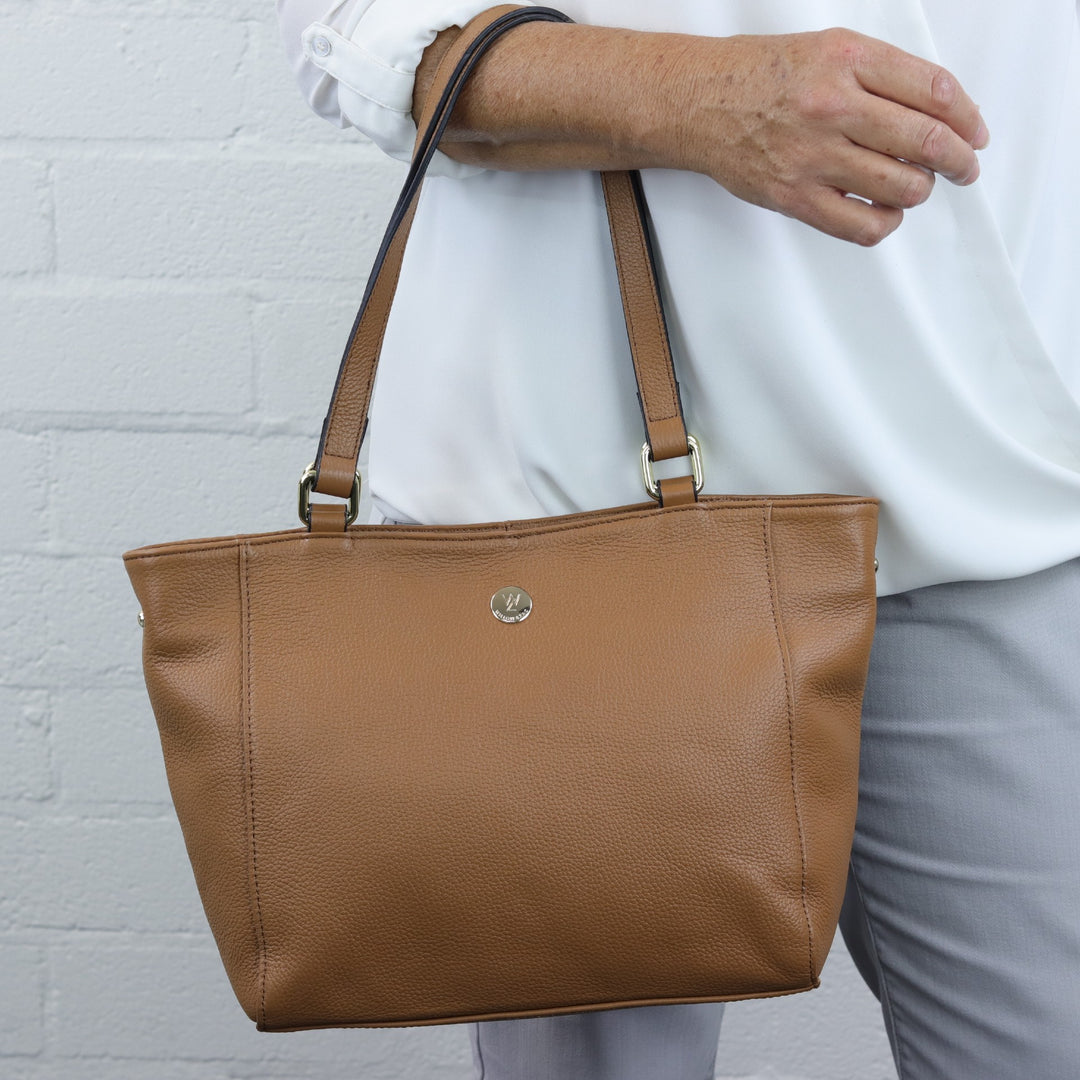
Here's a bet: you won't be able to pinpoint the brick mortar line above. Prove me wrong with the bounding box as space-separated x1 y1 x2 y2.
0 806 177 821
5 5 285 15
0 413 321 434
1 277 371 300
1 270 384 287
0 138 391 161
0 810 182 823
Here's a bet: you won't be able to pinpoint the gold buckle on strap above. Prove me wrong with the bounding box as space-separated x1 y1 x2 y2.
298 462 361 527
640 435 704 502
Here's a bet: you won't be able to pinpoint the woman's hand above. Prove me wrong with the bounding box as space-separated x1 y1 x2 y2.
665 29 988 245
416 22 988 246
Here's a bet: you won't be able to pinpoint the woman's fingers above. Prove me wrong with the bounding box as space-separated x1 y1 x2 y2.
845 32 988 150
842 94 980 185
788 187 905 247
823 145 937 209
781 31 985 184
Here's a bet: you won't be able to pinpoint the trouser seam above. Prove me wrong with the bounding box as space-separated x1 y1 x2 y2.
475 1023 487 1080
848 857 912 1080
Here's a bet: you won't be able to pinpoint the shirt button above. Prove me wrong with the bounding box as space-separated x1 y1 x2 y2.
312 35 332 58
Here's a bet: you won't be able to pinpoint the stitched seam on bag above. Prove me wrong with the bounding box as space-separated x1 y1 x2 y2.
762 505 815 984
124 500 879 560
236 546 262 1021
241 545 269 1027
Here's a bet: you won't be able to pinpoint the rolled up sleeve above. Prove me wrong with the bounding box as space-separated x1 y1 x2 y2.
279 0 534 177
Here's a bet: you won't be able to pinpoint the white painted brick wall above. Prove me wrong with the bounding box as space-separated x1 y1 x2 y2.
0 2 895 1076
0 160 53 275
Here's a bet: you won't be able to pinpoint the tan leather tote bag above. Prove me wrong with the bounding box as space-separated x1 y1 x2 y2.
124 5 879 1032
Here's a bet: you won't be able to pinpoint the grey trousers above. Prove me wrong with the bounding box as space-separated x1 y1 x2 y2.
468 557 1080 1079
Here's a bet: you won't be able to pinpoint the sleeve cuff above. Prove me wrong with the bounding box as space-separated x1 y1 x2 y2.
302 0 536 178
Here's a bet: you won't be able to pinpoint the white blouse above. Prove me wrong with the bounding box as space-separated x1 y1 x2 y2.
277 0 1080 595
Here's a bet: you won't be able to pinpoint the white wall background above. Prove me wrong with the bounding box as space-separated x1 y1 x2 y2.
0 1 897 1077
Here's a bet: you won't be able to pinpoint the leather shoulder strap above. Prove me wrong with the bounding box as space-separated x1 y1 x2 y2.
312 4 692 507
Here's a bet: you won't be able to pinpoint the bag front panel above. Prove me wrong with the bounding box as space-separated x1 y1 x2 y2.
239 503 824 1028
126 495 876 1029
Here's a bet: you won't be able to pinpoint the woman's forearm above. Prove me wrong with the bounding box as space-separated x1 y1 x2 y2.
414 22 696 172
413 19 989 246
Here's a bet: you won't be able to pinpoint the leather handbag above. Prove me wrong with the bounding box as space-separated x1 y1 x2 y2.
124 4 878 1032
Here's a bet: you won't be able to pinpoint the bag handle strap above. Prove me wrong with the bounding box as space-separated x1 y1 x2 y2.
306 4 699 528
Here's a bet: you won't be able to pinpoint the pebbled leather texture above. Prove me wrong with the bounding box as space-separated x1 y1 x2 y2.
658 473 698 507
307 502 347 533
126 495 878 1030
601 171 689 463
123 3 880 1033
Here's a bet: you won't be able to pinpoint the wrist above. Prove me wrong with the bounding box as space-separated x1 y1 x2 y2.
609 30 712 173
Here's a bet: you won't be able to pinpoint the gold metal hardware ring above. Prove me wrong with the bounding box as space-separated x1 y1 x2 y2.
640 434 704 501
297 462 361 527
